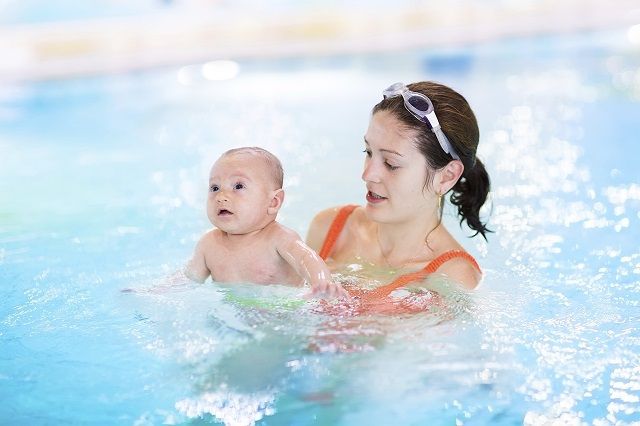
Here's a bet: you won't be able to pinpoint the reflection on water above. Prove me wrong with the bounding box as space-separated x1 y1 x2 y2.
475 53 640 423
121 279 484 425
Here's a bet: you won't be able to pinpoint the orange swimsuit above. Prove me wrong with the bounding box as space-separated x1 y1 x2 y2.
319 205 481 303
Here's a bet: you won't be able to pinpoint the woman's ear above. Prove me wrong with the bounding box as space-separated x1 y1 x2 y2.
436 160 464 194
267 189 285 215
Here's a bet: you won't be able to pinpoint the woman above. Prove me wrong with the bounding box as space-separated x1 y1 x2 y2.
306 81 491 301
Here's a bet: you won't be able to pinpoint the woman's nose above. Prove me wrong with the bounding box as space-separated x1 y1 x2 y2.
362 160 380 183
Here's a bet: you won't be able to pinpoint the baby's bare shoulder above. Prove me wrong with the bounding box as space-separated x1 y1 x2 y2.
197 228 223 248
268 222 302 244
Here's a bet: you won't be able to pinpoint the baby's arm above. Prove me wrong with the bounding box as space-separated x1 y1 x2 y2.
184 232 213 283
121 233 211 293
277 231 348 299
121 233 213 293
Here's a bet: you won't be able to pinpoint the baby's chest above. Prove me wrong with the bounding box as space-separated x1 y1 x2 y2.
206 245 289 284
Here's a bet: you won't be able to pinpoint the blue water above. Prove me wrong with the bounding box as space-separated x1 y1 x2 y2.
1 29 640 424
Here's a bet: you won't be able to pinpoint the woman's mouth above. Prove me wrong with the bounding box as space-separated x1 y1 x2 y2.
366 191 387 204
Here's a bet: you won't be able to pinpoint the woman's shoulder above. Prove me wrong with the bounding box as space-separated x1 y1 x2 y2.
306 205 362 251
431 246 482 290
424 228 482 289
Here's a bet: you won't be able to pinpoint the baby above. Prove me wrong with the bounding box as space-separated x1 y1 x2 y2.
184 147 347 298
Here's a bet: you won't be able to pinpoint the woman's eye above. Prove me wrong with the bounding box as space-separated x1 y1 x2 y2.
234 183 245 190
362 149 372 157
385 162 399 171
209 185 219 192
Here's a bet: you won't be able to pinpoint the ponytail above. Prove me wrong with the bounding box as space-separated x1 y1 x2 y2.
450 158 492 240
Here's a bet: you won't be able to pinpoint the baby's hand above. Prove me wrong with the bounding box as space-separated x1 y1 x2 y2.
305 279 350 300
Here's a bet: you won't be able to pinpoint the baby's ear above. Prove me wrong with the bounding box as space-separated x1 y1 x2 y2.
267 189 284 215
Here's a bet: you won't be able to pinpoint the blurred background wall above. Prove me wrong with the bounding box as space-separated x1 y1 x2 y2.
2 0 640 82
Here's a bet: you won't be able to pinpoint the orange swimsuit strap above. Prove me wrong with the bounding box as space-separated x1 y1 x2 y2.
351 250 480 301
318 205 481 301
318 204 359 260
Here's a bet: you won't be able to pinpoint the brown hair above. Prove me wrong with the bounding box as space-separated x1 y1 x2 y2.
372 81 491 239
223 147 284 189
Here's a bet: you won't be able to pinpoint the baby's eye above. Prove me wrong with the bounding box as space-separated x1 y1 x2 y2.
234 183 245 190
209 185 219 192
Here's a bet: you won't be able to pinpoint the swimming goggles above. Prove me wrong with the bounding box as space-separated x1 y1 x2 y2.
382 82 460 161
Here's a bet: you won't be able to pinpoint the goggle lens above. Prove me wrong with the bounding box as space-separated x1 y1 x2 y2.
407 95 430 111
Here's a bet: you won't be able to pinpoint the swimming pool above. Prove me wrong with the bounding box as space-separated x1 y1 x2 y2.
1 29 639 424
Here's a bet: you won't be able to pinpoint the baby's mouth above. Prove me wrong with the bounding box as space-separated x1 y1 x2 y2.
218 209 233 216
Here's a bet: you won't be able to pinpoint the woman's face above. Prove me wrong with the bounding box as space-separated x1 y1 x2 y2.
362 111 437 224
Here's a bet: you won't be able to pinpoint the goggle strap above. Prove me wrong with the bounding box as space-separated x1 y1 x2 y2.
382 82 461 161
433 127 461 160
425 111 440 128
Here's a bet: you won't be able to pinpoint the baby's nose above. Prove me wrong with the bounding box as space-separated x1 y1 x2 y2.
216 192 229 202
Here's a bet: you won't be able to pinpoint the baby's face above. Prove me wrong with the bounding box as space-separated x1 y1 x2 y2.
207 153 278 234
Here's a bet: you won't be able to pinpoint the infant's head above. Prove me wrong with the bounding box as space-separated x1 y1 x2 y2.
207 147 284 234
220 147 283 189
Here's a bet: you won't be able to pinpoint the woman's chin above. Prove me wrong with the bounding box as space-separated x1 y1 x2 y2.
364 202 389 221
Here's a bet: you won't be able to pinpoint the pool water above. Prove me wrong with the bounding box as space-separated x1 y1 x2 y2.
1 29 639 424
